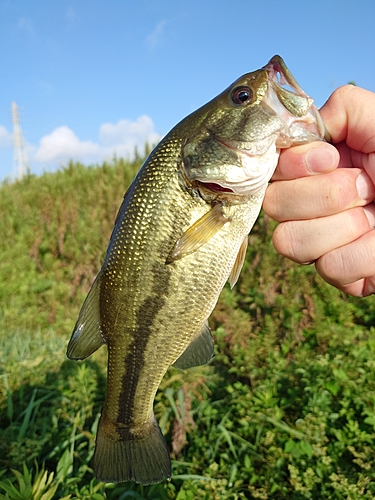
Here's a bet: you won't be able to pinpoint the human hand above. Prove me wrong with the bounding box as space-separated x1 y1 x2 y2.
263 85 375 296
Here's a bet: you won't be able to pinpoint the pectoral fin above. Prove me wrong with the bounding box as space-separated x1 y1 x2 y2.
168 204 229 262
173 321 214 369
229 235 248 289
67 275 105 360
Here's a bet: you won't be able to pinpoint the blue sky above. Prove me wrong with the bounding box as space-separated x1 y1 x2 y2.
1 0 374 180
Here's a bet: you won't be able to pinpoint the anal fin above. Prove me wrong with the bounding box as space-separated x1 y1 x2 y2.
229 235 248 289
67 275 105 360
168 204 229 262
173 321 214 369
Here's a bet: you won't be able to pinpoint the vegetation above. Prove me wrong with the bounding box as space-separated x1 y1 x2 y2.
1 155 375 499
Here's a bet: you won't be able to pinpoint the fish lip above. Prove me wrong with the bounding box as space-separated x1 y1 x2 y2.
261 56 329 144
263 55 307 98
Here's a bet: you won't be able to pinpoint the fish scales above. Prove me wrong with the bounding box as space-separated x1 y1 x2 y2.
67 56 329 484
100 133 258 426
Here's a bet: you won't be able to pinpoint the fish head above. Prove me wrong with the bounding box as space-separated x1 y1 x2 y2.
181 55 329 197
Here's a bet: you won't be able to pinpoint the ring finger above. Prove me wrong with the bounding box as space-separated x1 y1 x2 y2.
272 204 375 264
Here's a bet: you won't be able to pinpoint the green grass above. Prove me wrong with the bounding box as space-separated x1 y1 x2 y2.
1 156 375 498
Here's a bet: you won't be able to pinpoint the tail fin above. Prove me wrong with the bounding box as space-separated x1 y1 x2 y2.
94 415 171 484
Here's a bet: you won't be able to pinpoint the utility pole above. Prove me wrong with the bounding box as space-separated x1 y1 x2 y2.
12 101 29 180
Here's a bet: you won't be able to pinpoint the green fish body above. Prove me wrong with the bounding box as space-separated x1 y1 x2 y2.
67 56 328 484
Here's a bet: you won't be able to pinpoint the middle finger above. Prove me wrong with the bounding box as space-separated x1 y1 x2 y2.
264 168 375 222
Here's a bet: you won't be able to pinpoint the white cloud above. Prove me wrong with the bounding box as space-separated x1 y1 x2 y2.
66 7 77 24
145 20 167 49
34 126 100 164
0 126 12 148
100 115 160 155
38 80 55 92
32 116 160 168
17 17 33 35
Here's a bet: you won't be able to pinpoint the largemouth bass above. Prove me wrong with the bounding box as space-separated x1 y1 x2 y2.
67 56 328 484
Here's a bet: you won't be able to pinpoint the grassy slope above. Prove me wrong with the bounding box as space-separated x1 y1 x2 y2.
0 158 375 499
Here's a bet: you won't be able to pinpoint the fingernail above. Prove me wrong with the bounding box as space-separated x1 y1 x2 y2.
356 172 371 201
306 146 337 173
363 205 375 228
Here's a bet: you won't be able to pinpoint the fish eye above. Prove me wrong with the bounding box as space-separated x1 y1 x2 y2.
231 86 253 105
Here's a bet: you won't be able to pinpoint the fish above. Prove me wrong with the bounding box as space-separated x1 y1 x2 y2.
67 56 329 485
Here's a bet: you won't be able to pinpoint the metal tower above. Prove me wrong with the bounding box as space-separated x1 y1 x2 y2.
12 101 30 180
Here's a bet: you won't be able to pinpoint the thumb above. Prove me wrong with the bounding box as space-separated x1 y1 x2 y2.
320 85 375 153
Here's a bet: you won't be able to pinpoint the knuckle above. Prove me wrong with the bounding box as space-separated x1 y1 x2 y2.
316 250 345 283
273 222 307 264
263 182 286 222
322 170 357 213
328 85 358 110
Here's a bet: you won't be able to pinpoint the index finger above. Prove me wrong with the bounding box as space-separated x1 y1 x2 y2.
263 168 374 222
272 142 339 181
321 85 375 151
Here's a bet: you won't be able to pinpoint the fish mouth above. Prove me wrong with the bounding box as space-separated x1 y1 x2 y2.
263 55 330 143
196 181 235 193
265 56 307 98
